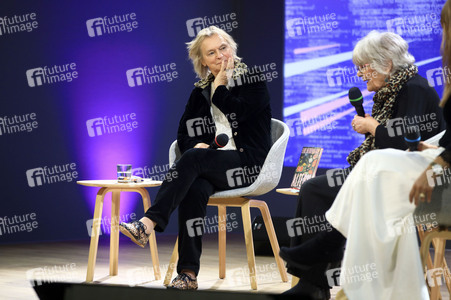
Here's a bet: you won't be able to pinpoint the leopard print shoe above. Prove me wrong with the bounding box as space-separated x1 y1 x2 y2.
119 221 149 248
167 273 198 290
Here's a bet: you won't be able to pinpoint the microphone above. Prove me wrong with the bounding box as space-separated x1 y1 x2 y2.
210 133 229 149
404 126 421 151
349 87 365 117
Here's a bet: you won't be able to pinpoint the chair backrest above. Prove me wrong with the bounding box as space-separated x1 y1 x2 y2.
168 118 290 197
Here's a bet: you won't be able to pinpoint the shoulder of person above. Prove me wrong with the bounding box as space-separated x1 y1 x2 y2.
404 74 433 91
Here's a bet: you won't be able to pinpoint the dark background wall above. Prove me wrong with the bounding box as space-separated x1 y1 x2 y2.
0 0 296 244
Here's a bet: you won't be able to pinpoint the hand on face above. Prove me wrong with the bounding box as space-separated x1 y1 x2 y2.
213 57 234 88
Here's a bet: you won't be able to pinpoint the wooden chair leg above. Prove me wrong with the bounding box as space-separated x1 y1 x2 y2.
218 205 227 279
164 238 179 286
109 191 120 276
139 188 161 280
291 276 299 287
252 200 288 283
241 201 257 290
86 187 107 282
431 238 446 300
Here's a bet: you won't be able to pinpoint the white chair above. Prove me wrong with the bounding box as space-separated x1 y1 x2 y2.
163 118 290 289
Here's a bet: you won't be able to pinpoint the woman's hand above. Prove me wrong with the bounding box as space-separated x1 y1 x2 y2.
213 58 234 88
417 142 439 151
351 114 380 136
409 168 434 205
194 143 209 149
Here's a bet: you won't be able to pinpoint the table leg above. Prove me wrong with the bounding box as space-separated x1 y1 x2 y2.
110 191 120 276
86 187 107 282
139 188 161 280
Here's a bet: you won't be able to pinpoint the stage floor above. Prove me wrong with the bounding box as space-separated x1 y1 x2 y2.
0 233 449 300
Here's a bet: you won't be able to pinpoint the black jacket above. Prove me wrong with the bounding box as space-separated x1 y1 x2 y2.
177 79 272 169
375 74 446 149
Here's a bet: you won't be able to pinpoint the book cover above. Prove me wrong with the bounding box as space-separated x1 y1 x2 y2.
290 147 323 190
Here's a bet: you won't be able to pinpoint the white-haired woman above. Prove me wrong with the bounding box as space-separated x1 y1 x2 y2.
119 26 272 290
280 31 445 298
324 7 451 299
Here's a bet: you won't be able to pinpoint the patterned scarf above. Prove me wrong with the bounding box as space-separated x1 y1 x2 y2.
346 65 418 167
194 60 248 89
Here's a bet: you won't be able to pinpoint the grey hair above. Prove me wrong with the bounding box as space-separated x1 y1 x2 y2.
186 26 240 79
352 31 415 76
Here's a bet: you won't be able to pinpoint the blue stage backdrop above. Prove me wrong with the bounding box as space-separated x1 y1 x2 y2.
284 0 446 168
0 0 284 243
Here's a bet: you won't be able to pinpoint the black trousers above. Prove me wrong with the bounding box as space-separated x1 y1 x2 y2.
144 148 248 276
288 169 350 288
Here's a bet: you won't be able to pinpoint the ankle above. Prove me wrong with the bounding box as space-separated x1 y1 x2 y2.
139 217 155 235
181 270 196 280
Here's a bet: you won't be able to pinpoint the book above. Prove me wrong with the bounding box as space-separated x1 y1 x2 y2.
290 147 323 190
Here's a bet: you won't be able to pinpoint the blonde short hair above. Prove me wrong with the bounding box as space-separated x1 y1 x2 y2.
186 26 240 79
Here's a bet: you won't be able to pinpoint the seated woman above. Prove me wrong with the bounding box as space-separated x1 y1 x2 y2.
281 31 445 298
119 26 272 290
324 2 451 299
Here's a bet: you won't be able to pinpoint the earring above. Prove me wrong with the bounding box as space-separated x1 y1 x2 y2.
384 77 389 83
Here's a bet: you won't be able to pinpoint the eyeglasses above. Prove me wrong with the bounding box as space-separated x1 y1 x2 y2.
355 64 370 72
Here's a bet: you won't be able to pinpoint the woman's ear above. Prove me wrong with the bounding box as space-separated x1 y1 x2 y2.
386 61 393 74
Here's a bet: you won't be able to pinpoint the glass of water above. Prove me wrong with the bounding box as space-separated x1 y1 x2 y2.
117 164 132 183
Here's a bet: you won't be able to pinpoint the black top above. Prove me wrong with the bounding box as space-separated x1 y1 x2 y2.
177 79 272 169
439 96 451 164
374 74 446 149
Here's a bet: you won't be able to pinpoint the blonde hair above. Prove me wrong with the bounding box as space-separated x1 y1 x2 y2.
186 26 240 79
441 0 451 106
